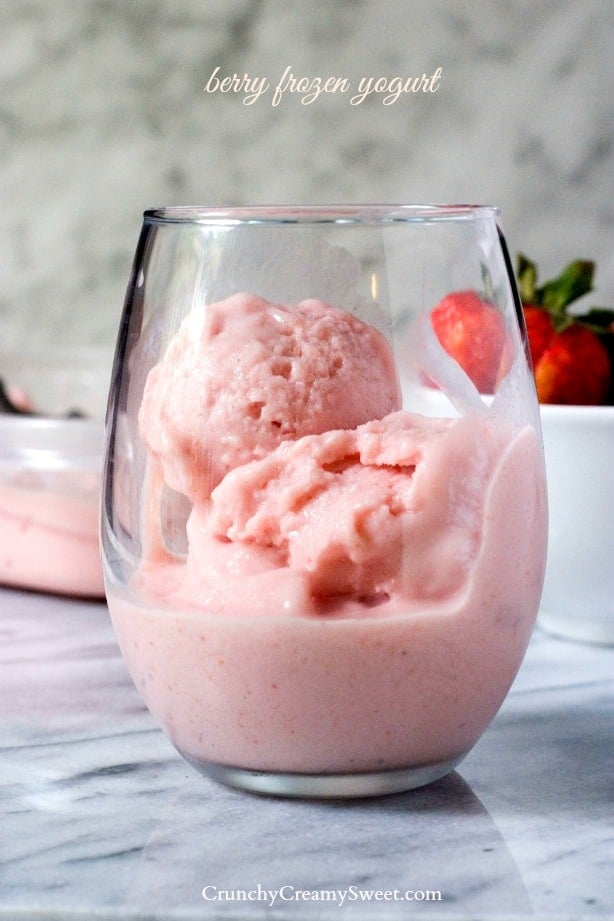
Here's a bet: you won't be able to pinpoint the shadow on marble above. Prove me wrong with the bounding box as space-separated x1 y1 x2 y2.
470 691 613 816
123 770 532 919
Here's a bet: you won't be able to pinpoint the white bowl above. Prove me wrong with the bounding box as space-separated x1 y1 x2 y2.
0 349 111 598
538 404 614 645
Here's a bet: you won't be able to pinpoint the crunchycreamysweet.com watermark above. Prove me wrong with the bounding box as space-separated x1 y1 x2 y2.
202 884 444 908
203 64 443 106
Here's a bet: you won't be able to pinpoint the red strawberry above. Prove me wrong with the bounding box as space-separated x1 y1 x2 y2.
517 255 613 405
430 290 509 393
532 320 610 404
523 305 553 368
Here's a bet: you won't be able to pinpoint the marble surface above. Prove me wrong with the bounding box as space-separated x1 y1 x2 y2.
1 0 613 359
0 587 612 920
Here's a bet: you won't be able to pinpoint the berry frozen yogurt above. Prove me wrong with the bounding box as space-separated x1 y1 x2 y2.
0 471 103 597
139 292 400 502
0 380 105 598
106 292 547 788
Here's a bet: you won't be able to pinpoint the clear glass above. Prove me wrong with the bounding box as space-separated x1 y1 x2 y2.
101 205 548 797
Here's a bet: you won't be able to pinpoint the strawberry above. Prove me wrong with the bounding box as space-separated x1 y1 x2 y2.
523 305 554 369
532 323 610 405
430 289 509 393
517 254 614 405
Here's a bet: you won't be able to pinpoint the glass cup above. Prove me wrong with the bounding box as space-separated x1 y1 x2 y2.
101 205 548 798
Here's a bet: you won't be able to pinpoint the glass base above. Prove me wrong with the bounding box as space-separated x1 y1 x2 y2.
181 752 465 798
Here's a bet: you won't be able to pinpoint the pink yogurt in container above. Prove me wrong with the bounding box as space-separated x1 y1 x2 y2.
0 350 109 598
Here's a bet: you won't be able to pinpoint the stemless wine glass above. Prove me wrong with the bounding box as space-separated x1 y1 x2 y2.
101 205 548 798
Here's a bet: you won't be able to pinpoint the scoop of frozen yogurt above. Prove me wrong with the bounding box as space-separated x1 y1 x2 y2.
185 410 510 608
139 293 400 503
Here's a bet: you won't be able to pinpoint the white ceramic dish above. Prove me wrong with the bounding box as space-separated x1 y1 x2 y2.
0 349 111 598
538 403 614 645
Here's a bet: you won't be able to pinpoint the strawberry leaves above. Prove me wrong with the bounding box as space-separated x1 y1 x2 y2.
517 254 598 333
516 254 614 405
517 254 539 305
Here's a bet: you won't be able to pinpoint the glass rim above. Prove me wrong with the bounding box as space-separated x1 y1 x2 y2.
142 204 501 226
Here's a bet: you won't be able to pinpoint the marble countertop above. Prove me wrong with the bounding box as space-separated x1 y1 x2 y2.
1 588 612 921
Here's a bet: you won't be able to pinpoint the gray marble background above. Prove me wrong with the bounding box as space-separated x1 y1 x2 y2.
1 0 612 356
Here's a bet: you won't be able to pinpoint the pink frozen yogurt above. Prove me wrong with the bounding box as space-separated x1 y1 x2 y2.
106 292 547 780
0 476 104 598
139 293 401 502
0 413 105 599
184 411 509 609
